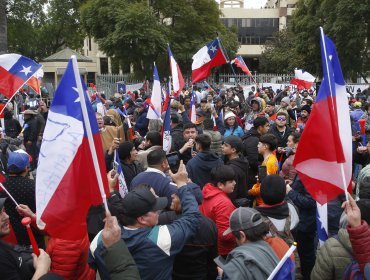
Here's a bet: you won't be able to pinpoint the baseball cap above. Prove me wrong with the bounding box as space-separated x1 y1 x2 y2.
223 135 242 153
7 150 30 172
223 207 263 236
0 198 6 209
121 186 168 218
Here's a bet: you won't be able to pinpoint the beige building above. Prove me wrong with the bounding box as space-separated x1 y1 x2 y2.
220 0 297 69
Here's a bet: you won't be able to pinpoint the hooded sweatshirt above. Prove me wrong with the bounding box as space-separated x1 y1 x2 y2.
199 183 236 256
186 151 223 188
226 156 249 202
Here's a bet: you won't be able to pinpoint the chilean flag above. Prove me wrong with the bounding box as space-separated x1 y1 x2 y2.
162 95 172 154
290 69 315 90
26 68 44 95
192 38 228 84
114 150 128 198
116 83 126 93
293 29 352 205
147 63 162 120
316 202 328 247
36 58 109 240
168 45 185 97
232 55 253 77
0 54 42 99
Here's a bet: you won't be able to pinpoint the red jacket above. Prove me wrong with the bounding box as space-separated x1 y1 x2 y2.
199 183 236 256
347 221 370 273
46 234 96 280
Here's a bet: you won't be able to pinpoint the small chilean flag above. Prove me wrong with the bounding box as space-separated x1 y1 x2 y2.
0 54 42 99
232 55 253 77
168 45 185 97
290 69 315 90
191 38 228 84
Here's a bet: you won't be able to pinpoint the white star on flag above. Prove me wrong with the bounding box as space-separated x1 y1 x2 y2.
20 65 32 76
210 45 217 52
72 87 80 102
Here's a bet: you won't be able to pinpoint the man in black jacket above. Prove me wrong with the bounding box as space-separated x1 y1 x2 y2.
223 135 250 207
242 116 270 186
268 111 293 163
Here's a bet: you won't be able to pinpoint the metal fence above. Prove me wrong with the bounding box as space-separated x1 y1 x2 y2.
96 74 142 98
217 73 295 85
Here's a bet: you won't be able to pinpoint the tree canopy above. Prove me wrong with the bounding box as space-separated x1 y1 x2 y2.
6 0 86 61
259 0 369 81
80 0 239 78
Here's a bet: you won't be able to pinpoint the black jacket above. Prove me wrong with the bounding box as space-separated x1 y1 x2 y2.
287 175 316 233
226 156 249 201
171 124 184 153
268 124 293 160
242 127 262 185
158 211 218 280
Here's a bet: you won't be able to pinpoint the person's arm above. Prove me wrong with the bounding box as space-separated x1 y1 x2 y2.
179 104 191 124
150 162 201 256
344 196 370 273
286 179 316 209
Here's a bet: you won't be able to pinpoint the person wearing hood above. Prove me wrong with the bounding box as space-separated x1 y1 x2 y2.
244 98 267 132
200 165 236 257
222 136 250 207
223 111 244 138
203 118 223 156
186 134 223 189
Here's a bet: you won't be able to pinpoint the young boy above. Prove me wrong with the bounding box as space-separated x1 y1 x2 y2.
248 133 278 205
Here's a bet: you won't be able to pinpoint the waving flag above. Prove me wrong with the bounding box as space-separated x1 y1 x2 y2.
147 63 162 120
116 83 126 93
114 150 128 198
232 55 253 77
290 69 315 90
316 202 328 247
26 68 44 95
36 58 109 240
293 28 352 204
0 54 42 99
117 107 135 140
192 38 228 84
168 45 185 97
190 90 197 123
162 99 172 154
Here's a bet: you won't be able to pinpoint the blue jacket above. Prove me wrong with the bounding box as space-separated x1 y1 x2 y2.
130 168 177 208
135 110 149 136
90 186 201 280
186 151 224 188
287 175 316 233
223 126 245 138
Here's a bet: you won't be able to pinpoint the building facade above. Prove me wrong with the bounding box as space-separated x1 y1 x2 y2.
220 0 297 70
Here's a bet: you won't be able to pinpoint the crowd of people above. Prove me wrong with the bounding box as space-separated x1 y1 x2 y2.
0 83 370 280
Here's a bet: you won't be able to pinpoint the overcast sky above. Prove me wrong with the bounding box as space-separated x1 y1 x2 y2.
216 0 268 8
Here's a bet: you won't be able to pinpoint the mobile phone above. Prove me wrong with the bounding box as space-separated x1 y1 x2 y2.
258 165 267 183
166 152 180 173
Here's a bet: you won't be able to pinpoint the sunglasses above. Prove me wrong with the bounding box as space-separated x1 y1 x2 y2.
276 117 286 121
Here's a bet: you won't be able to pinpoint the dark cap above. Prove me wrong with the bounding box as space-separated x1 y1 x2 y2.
121 186 168 218
196 109 206 117
223 207 263 236
0 198 6 209
224 135 242 153
134 102 145 108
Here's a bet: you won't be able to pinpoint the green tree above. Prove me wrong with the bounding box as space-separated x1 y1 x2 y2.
6 0 85 61
81 0 239 77
0 0 8 54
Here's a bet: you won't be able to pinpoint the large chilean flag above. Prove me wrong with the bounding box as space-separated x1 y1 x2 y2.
293 29 352 205
168 45 185 97
36 58 109 240
0 54 42 99
192 38 228 84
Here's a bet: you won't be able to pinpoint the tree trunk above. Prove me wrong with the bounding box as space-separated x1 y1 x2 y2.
0 0 7 54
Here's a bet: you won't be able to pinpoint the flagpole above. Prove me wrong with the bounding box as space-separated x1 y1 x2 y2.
71 55 109 212
217 37 239 85
267 243 297 280
320 27 349 202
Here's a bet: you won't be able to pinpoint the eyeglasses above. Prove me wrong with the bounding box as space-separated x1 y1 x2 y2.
276 117 286 121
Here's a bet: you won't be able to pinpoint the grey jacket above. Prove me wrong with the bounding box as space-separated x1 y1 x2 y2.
214 240 279 280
